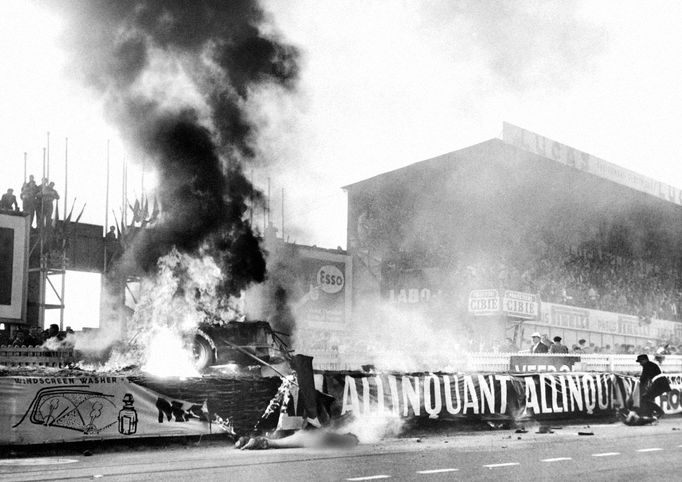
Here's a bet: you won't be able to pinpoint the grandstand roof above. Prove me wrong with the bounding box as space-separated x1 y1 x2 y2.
344 123 682 210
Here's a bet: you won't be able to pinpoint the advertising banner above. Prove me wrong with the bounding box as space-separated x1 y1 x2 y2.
323 371 617 422
658 374 682 415
293 247 350 331
502 290 539 319
468 290 500 315
468 289 538 319
1 375 280 445
502 122 682 206
510 355 581 372
0 213 30 321
539 302 680 340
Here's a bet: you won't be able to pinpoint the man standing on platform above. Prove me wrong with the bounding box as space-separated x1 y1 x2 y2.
530 332 548 353
21 175 38 226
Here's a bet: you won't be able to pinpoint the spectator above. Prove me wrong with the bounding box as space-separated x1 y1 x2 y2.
10 330 26 347
41 181 60 226
574 339 587 353
549 336 569 354
21 175 38 226
0 188 19 212
530 332 548 353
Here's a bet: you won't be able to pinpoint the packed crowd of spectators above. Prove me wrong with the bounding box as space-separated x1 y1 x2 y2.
487 334 681 356
0 175 60 228
2 324 74 347
449 239 682 322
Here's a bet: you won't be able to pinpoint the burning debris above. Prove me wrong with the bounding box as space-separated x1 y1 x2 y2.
49 0 302 369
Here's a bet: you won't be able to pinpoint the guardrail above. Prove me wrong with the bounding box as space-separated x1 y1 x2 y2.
310 351 682 374
0 345 75 368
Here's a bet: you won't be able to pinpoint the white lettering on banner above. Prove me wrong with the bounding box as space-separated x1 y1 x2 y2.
13 377 123 385
388 288 442 304
502 122 682 207
658 374 682 415
468 289 500 314
339 373 613 418
317 265 344 294
540 302 678 339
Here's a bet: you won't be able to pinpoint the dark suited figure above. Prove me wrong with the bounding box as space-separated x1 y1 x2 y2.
0 188 18 211
637 354 670 418
530 332 549 353
41 182 60 226
549 336 569 354
21 175 38 226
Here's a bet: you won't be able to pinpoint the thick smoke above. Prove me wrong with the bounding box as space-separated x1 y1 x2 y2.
55 0 300 296
424 0 606 89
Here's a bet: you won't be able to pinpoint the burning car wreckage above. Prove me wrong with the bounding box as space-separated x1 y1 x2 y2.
0 0 360 451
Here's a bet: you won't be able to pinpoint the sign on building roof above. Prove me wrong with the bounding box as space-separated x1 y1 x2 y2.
502 122 682 207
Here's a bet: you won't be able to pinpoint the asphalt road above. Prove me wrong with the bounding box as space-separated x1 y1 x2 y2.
2 419 682 481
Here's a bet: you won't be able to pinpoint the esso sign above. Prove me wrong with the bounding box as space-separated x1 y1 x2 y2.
317 265 344 294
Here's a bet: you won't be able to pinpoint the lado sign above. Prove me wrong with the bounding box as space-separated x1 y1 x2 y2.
317 265 344 294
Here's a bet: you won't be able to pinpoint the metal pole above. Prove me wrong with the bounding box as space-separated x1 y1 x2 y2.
64 138 68 217
42 148 46 180
249 170 254 227
104 140 110 272
60 137 68 331
23 152 27 183
281 187 284 240
267 178 271 227
122 159 126 226
46 132 50 180
105 140 110 232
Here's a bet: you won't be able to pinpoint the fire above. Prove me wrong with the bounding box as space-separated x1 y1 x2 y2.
141 328 200 378
121 248 228 377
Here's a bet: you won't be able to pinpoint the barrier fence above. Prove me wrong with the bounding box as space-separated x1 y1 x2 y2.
2 346 678 375
0 346 75 368
309 351 682 374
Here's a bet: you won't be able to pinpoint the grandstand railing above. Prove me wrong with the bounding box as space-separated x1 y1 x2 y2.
310 351 682 374
0 345 75 368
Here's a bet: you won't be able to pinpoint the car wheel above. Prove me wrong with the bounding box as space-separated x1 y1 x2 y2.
193 334 215 372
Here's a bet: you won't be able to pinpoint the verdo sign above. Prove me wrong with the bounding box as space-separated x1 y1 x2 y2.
317 265 344 294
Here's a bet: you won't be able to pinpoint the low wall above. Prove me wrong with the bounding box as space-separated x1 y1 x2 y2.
0 374 279 445
4 369 681 445
319 371 682 423
312 352 682 374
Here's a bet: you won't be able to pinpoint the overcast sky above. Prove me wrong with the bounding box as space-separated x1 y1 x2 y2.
1 0 681 253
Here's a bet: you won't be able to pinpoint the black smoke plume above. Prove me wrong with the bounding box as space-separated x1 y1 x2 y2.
54 0 299 296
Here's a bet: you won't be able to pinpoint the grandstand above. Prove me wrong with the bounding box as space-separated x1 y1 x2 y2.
344 123 682 354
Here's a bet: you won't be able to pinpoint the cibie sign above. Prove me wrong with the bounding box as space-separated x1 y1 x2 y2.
468 289 539 319
468 290 500 315
502 290 539 319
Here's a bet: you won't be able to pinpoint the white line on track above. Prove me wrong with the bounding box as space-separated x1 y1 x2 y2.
483 462 520 468
417 468 459 474
592 452 621 457
346 476 391 481
541 457 572 462
636 448 663 452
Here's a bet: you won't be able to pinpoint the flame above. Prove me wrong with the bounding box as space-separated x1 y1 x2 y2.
141 328 200 378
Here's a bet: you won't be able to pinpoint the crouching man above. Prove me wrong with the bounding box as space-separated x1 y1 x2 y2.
637 353 671 420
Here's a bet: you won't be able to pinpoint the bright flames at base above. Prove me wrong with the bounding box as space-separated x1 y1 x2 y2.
141 328 201 378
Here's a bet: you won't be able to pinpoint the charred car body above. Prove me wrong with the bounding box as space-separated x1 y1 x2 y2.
192 320 290 372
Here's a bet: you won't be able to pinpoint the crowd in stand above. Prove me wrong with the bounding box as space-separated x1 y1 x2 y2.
0 175 60 228
489 334 678 356
452 241 682 322
3 324 74 347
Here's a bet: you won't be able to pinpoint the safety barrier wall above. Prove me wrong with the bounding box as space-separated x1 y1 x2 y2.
311 352 682 374
0 346 75 368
